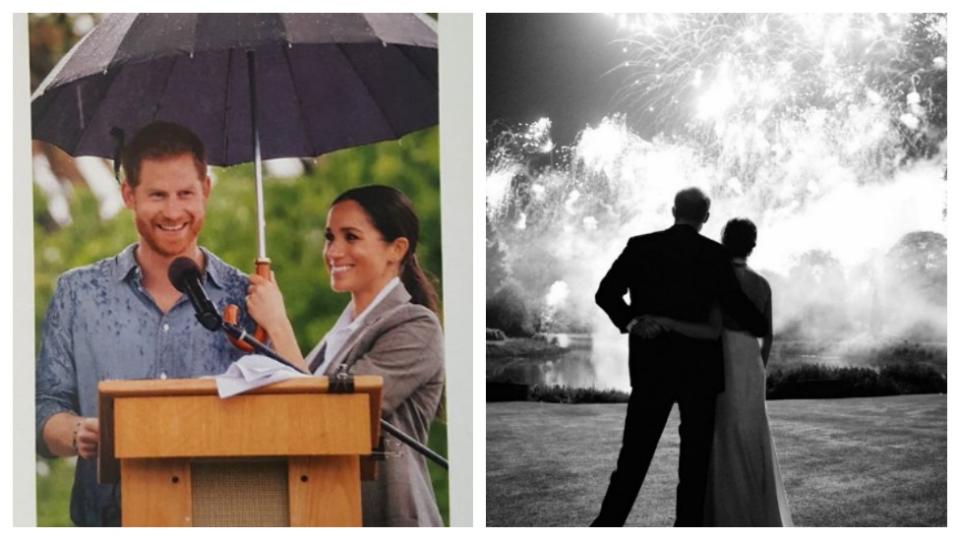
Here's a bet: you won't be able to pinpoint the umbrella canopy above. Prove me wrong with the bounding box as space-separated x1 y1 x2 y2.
31 13 438 166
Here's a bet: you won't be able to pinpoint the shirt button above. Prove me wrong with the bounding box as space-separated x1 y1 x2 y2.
163 323 170 332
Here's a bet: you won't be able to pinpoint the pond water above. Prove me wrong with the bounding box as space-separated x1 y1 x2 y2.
487 331 630 391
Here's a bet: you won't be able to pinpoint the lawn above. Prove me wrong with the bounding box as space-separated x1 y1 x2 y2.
486 394 946 526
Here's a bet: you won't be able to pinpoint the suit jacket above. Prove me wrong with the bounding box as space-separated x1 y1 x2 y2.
596 224 767 393
307 282 444 526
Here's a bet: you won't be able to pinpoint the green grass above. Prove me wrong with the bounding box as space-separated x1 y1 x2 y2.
36 458 75 526
487 394 946 526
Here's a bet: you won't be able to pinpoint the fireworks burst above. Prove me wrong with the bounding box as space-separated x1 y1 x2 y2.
608 13 946 161
487 13 947 389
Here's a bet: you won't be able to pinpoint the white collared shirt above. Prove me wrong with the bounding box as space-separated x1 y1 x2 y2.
309 277 401 375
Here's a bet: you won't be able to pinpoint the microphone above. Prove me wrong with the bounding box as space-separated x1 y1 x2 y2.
168 257 222 331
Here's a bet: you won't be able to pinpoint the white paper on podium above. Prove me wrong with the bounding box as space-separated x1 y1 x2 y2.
212 354 312 398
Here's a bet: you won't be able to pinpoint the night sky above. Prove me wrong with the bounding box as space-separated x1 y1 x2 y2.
486 13 623 147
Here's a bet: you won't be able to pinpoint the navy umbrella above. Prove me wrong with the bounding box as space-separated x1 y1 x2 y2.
31 13 438 165
31 13 438 348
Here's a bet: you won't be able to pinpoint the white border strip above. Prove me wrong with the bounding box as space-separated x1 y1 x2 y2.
472 12 487 528
439 13 475 527
11 12 38 527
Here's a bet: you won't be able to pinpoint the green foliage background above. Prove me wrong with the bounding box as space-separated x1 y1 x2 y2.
33 127 449 525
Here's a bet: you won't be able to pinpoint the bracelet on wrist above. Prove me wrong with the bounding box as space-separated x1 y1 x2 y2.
71 419 82 454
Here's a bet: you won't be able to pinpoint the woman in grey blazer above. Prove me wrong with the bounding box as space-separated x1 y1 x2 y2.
246 185 444 526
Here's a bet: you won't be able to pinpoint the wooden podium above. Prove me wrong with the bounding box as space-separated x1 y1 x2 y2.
97 376 382 526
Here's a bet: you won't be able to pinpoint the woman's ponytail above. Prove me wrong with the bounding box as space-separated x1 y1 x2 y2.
400 253 439 314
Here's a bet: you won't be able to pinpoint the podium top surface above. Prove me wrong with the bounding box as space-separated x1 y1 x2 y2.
97 376 383 484
99 375 383 397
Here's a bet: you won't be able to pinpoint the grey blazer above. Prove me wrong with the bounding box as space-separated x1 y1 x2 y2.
306 282 445 526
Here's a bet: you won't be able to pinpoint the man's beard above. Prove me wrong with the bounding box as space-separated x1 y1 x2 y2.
135 215 204 258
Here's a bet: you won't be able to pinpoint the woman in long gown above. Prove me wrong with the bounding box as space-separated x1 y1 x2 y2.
646 218 792 526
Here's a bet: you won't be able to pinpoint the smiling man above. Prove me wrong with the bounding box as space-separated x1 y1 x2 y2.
35 122 251 526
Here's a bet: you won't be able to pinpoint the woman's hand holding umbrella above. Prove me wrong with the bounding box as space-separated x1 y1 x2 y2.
246 273 308 372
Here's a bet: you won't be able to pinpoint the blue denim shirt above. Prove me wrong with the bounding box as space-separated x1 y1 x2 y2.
35 243 252 526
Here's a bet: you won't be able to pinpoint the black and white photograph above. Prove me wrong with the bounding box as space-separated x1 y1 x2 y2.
486 13 947 526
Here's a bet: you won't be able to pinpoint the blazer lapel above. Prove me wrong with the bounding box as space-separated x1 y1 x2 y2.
306 342 327 373
321 282 413 375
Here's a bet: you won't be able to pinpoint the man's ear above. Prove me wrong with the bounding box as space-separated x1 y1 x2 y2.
702 211 710 224
121 182 135 209
202 175 212 198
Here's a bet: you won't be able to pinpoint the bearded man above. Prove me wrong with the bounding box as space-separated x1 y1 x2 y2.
35 121 251 526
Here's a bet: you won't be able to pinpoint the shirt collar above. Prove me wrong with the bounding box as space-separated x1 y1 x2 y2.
114 243 140 282
343 276 402 331
114 243 227 289
200 248 228 289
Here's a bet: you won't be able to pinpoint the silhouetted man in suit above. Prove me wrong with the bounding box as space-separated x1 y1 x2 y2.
591 187 767 526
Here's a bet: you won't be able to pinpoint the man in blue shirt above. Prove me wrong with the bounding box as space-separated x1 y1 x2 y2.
35 122 251 526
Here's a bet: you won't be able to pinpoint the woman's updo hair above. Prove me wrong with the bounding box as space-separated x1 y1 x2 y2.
721 218 758 258
333 185 439 314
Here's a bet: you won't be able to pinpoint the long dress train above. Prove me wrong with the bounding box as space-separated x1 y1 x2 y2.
704 328 793 526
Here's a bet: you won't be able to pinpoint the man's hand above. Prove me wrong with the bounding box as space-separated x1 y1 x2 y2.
75 418 100 460
629 316 665 339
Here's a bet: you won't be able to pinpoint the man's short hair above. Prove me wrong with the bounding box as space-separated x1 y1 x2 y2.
121 121 206 188
673 187 711 223
722 218 758 258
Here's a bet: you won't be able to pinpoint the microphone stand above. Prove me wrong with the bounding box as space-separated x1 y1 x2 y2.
221 322 307 373
219 321 449 471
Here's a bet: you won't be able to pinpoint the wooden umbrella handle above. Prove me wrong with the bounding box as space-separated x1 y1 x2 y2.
224 258 272 352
